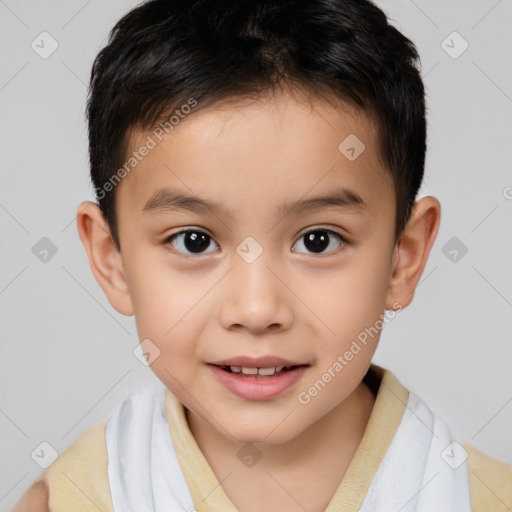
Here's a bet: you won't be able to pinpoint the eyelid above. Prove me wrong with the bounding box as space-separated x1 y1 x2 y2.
163 226 214 242
163 228 219 255
296 224 349 240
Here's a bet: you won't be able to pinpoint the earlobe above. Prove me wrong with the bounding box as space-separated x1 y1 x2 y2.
385 196 441 310
76 201 134 316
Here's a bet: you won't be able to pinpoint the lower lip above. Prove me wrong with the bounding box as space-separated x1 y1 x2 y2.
207 364 308 401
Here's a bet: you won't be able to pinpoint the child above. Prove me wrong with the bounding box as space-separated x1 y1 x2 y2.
15 0 512 510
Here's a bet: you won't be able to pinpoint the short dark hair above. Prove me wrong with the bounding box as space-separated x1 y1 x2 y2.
86 0 426 251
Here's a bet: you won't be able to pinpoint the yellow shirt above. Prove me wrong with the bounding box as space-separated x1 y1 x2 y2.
40 364 512 511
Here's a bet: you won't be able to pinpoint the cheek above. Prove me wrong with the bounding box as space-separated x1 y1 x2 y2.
311 246 393 348
123 249 205 346
348 258 391 313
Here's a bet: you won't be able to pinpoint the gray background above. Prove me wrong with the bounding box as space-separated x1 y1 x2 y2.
1 0 511 509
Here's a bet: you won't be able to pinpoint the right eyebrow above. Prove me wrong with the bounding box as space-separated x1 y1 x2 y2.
142 188 233 218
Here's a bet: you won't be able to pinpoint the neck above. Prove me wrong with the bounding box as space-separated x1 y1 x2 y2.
186 380 376 503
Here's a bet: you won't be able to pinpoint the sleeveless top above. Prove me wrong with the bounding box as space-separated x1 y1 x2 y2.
42 364 512 511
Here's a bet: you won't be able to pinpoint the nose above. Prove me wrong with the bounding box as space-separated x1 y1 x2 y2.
218 250 294 335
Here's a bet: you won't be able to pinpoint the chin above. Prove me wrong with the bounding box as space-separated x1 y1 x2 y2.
224 418 302 446
231 432 293 446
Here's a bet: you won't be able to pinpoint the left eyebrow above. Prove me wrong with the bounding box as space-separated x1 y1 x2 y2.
276 188 370 218
142 187 370 219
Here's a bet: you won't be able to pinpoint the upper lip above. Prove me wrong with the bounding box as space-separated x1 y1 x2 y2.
209 356 308 368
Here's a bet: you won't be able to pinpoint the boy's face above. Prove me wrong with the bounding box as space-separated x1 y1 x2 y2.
83 90 436 445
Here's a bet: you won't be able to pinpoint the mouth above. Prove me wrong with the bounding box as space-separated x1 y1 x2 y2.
212 364 304 376
207 363 309 400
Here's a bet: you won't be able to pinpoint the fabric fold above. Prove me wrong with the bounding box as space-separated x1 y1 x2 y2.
106 384 197 512
105 370 472 511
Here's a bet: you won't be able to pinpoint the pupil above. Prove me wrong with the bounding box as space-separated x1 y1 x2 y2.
185 231 210 253
304 231 329 253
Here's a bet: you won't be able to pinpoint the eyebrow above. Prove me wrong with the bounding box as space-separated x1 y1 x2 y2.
142 187 370 219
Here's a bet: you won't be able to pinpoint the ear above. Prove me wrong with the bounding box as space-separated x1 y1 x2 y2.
76 201 134 316
385 196 441 310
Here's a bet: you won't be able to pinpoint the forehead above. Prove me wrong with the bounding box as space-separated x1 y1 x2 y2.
116 91 394 226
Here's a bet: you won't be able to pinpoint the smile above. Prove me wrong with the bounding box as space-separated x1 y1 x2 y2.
207 363 308 400
221 365 299 376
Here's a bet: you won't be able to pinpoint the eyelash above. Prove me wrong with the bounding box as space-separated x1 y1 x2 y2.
162 227 349 258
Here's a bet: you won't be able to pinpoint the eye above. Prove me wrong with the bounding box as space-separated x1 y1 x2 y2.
292 229 347 255
163 227 348 257
164 229 219 256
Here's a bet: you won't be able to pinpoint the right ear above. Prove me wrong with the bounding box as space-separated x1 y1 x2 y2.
76 201 134 316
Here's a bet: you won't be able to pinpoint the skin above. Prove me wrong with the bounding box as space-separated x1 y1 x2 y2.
16 88 441 512
13 478 49 512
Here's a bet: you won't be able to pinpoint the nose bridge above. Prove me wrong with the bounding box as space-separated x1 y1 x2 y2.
219 238 292 332
235 238 280 307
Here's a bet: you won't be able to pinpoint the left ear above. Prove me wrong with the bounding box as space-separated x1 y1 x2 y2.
385 196 441 310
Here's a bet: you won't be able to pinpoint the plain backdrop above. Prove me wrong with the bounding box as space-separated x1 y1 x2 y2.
1 0 511 509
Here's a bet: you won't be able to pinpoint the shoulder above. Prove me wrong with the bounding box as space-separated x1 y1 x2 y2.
13 477 49 512
463 441 512 512
15 414 113 512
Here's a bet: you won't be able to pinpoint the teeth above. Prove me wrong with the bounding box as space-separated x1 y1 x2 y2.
257 367 276 376
229 365 289 375
241 366 258 375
